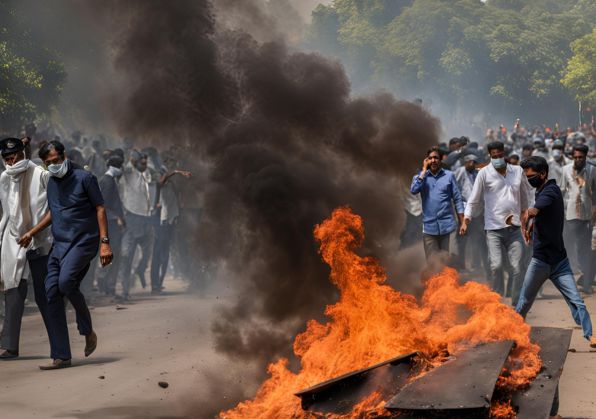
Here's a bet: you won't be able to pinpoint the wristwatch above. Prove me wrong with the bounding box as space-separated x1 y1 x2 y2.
101 237 110 244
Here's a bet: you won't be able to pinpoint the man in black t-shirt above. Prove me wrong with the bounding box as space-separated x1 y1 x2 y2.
516 156 596 348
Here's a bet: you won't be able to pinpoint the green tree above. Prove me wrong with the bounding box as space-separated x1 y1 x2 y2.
0 1 65 133
305 0 596 126
562 28 596 105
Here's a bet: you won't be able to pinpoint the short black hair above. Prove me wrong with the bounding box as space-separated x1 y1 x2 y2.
508 154 520 161
573 144 589 156
449 137 460 146
521 156 549 176
38 140 65 160
522 144 534 151
486 141 504 153
426 146 443 158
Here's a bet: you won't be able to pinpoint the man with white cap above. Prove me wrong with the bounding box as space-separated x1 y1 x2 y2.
0 137 54 359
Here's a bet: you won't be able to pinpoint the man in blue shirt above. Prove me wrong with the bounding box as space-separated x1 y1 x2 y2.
411 146 465 260
19 140 114 369
516 156 596 348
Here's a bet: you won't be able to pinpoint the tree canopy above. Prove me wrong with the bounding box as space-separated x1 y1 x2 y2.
562 27 596 105
306 0 596 128
0 1 65 133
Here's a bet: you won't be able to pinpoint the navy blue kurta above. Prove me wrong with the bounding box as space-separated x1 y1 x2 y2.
44 162 105 359
47 162 104 257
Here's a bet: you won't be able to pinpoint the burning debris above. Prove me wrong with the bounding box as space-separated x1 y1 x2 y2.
220 207 549 418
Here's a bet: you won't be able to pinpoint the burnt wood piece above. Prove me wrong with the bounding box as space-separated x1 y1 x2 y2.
294 352 417 414
384 340 514 418
512 326 573 419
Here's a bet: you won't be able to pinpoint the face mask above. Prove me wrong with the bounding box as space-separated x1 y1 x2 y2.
491 157 506 169
107 166 122 178
48 159 69 178
527 175 544 188
4 158 29 176
552 150 562 160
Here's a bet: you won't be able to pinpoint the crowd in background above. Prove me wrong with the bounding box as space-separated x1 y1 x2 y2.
2 122 195 305
403 119 596 304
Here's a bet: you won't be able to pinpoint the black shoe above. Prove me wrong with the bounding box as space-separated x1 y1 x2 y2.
0 349 18 359
151 288 162 295
85 330 97 357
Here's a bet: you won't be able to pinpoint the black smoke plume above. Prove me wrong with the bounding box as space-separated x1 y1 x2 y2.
97 0 440 367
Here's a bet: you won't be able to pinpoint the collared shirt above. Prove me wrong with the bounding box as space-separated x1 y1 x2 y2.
120 164 156 217
99 171 124 222
400 181 422 217
410 168 464 236
454 166 478 203
47 163 104 256
560 163 596 221
532 179 567 265
464 163 532 230
548 157 571 187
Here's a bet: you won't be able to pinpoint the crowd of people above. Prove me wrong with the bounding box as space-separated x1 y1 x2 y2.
406 119 596 349
0 124 192 368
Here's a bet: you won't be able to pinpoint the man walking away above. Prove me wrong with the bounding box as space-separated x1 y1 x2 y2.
516 156 596 348
0 138 54 359
21 140 113 369
97 153 125 297
460 141 532 306
411 146 464 260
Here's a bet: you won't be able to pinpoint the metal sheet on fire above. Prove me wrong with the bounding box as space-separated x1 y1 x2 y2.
294 352 418 414
384 340 514 415
512 326 573 419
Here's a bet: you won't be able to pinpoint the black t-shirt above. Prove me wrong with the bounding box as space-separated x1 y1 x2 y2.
532 179 567 264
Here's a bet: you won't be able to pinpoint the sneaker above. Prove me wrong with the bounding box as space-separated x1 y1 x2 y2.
590 336 596 349
39 359 72 370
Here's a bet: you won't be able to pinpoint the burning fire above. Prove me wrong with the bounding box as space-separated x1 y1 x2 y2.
220 207 541 418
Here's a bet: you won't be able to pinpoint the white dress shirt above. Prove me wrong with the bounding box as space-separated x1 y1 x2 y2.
464 163 532 230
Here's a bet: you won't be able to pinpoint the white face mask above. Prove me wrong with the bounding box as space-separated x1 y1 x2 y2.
107 166 122 178
47 159 69 178
3 158 29 176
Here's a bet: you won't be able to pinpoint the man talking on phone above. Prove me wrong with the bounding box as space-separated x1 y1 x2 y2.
411 146 464 260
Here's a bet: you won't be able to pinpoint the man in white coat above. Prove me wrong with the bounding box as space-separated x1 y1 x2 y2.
0 137 54 359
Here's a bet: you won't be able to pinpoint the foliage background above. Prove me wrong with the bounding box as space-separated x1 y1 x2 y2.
305 0 596 134
0 1 65 133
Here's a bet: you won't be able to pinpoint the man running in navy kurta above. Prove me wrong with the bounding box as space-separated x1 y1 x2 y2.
21 140 113 369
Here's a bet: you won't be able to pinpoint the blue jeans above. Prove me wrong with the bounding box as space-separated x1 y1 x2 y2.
516 257 593 339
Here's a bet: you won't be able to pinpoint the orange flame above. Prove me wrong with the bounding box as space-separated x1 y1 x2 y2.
220 207 541 418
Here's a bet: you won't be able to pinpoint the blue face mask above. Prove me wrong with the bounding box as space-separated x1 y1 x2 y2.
491 157 506 169
47 159 69 178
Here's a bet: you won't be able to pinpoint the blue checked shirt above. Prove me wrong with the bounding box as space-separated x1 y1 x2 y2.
410 168 464 236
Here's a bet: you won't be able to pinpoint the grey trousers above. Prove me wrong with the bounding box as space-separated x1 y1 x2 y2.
565 220 593 289
118 212 154 297
1 279 28 352
423 233 451 259
486 226 524 306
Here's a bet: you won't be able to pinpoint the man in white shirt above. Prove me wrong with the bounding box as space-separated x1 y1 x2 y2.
548 139 570 187
117 150 157 300
460 141 533 306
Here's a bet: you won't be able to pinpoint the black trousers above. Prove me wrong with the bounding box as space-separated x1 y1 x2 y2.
151 221 173 289
0 254 54 355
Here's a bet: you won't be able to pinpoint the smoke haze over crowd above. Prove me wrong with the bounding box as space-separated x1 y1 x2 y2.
13 0 439 368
